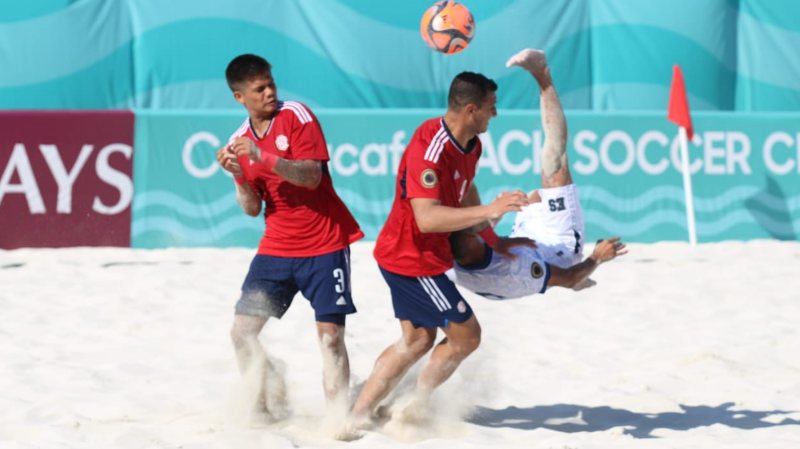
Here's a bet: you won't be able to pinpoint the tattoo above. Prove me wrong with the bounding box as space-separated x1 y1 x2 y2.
273 158 322 188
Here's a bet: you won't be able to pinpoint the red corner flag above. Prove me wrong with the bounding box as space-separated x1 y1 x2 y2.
667 65 694 140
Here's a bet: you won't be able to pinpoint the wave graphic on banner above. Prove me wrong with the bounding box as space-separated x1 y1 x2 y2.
131 183 798 245
445 185 798 240
132 191 262 246
132 216 262 242
133 191 242 217
2 1 800 110
131 190 385 247
580 186 800 214
585 209 799 238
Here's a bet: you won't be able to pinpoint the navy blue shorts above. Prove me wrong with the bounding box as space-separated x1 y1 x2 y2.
236 247 356 324
379 266 473 329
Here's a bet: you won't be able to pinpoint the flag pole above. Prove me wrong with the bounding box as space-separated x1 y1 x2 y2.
678 126 697 246
667 65 697 246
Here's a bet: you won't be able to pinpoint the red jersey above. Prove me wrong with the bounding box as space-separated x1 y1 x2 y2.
374 117 482 276
230 100 363 257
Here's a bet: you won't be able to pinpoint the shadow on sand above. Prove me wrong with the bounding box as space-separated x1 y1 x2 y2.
467 402 800 438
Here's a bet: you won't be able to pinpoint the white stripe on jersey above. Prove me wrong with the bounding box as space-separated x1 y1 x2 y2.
280 101 312 124
228 118 250 144
430 131 448 163
418 277 451 311
424 128 448 163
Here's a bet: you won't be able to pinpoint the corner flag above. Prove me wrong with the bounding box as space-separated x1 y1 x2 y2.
667 64 697 246
668 65 694 140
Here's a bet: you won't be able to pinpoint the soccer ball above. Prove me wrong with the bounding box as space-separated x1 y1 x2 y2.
420 1 475 55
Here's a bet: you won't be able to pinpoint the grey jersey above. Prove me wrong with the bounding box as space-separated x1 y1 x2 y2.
453 246 550 300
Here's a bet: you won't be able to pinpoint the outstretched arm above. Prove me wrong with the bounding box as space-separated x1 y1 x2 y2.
506 49 570 187
547 237 627 289
411 189 528 234
455 184 536 256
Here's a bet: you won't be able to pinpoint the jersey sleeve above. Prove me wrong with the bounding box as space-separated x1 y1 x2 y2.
519 250 551 295
404 132 443 200
284 104 330 161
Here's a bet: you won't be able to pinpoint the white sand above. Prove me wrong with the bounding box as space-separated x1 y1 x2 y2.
1 241 799 448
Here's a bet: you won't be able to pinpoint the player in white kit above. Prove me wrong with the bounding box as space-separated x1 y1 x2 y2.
451 49 627 299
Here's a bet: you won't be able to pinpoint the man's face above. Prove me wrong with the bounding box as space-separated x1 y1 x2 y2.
471 91 497 134
233 74 278 118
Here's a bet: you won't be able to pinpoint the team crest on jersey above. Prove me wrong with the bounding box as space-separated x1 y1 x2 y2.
530 262 544 279
275 134 289 151
421 169 438 188
457 300 467 313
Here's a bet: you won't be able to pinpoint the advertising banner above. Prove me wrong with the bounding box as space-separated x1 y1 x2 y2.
132 110 799 248
132 111 261 248
0 111 134 248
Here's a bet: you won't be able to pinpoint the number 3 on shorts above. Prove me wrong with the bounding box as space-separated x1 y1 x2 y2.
333 268 345 293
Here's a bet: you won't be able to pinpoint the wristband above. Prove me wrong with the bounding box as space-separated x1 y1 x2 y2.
478 227 500 248
233 174 246 186
262 152 278 173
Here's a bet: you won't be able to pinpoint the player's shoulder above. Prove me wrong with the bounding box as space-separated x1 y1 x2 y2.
410 117 448 162
415 117 445 137
277 100 315 125
228 118 251 143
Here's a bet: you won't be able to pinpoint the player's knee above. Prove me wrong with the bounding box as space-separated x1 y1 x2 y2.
230 323 257 349
317 323 346 351
454 324 482 357
405 332 436 358
461 334 481 356
411 337 436 359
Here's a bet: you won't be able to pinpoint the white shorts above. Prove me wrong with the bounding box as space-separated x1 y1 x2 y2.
510 184 585 268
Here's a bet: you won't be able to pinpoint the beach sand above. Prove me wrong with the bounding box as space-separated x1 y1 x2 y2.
1 240 799 448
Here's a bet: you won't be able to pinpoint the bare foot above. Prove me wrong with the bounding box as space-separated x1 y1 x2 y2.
506 48 549 80
390 395 431 425
332 424 364 442
333 414 372 441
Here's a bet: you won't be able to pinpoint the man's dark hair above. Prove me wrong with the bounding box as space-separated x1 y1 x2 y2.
449 229 487 265
448 72 498 110
225 54 272 92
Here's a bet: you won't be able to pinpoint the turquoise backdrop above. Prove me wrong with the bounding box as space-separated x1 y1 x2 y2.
132 110 800 248
2 0 799 111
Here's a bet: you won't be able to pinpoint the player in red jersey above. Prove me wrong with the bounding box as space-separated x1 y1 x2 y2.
350 72 532 425
216 54 363 418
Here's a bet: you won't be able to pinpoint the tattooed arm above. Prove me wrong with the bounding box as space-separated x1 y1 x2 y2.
273 158 322 189
228 136 322 189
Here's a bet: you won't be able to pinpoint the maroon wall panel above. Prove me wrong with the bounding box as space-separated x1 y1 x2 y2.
0 111 135 248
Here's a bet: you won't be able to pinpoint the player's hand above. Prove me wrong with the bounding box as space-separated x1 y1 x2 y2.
216 146 243 176
487 190 529 221
493 236 537 260
230 136 262 162
506 48 550 82
591 237 627 263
